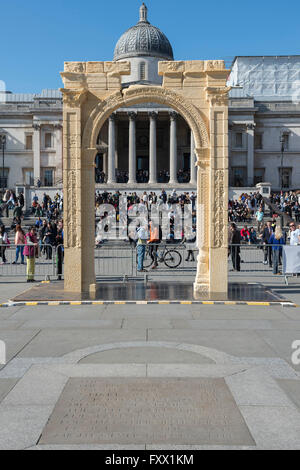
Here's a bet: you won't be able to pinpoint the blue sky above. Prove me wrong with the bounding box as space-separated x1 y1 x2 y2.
1 0 300 93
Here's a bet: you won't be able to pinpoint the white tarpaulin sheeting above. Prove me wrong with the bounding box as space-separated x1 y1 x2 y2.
228 56 300 102
283 246 300 274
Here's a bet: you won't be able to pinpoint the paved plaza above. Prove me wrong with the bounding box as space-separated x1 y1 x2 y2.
0 275 299 450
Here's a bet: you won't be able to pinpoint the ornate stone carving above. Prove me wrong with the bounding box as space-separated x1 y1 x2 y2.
86 62 104 73
104 61 131 77
213 170 226 248
32 123 41 131
60 88 87 108
205 60 226 71
128 111 137 121
148 111 158 120
206 87 231 107
66 170 79 248
64 62 86 73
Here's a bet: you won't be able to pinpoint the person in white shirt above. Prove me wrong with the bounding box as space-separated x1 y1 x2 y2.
289 222 300 246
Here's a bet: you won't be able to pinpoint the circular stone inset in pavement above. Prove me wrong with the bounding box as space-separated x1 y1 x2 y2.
79 347 214 364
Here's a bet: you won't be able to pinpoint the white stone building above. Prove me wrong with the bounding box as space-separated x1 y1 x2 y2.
0 89 62 190
228 56 300 190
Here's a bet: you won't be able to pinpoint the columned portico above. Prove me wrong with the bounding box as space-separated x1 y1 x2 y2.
149 112 157 184
128 112 137 184
107 114 116 184
169 111 177 185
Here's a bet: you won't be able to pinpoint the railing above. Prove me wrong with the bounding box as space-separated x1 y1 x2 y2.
1 242 298 282
228 243 289 276
0 244 56 279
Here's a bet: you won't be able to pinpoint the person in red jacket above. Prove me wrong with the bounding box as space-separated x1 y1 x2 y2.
240 225 250 242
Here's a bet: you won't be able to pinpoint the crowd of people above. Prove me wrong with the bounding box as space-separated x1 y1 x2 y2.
1 186 300 278
0 191 64 282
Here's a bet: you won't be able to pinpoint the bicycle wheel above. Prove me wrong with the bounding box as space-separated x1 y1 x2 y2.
163 249 182 269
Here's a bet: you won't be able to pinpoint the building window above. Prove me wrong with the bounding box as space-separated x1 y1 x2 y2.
44 169 54 186
281 133 289 150
139 62 146 80
25 134 33 150
254 168 265 185
23 169 34 186
230 167 246 187
234 132 243 148
0 168 8 189
254 134 263 150
45 132 53 149
279 167 292 189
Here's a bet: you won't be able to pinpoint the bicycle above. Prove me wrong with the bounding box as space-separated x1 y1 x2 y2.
138 243 183 269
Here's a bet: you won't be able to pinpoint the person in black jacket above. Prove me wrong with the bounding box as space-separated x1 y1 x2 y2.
229 223 241 271
262 221 273 267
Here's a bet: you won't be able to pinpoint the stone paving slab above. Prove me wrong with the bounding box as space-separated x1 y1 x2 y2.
0 329 40 363
239 405 300 449
276 379 300 410
0 405 54 450
18 319 123 330
17 329 147 358
148 329 278 357
0 379 18 404
39 378 255 446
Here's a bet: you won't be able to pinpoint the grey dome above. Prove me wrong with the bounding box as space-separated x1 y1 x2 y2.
114 4 174 61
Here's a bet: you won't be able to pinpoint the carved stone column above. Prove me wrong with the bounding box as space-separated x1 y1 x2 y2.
62 89 96 293
149 112 158 184
194 152 210 297
128 112 137 184
107 114 116 184
190 131 197 185
32 124 41 182
206 87 230 296
169 112 178 185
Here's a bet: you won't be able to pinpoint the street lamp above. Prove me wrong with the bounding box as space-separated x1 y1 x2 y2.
280 134 285 193
0 134 6 192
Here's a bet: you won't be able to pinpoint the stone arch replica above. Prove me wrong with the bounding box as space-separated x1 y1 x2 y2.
61 60 230 297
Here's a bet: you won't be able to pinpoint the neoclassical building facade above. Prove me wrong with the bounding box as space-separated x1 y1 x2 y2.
0 5 300 193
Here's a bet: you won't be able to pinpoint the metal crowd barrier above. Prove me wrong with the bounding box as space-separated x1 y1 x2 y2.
228 243 288 276
94 243 198 280
4 242 297 282
0 244 56 280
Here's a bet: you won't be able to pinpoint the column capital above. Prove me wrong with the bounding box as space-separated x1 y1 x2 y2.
246 123 256 131
149 111 158 120
128 112 137 121
169 111 178 121
109 113 117 122
32 123 41 131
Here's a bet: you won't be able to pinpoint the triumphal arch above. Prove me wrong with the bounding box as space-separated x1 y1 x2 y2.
61 59 230 297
